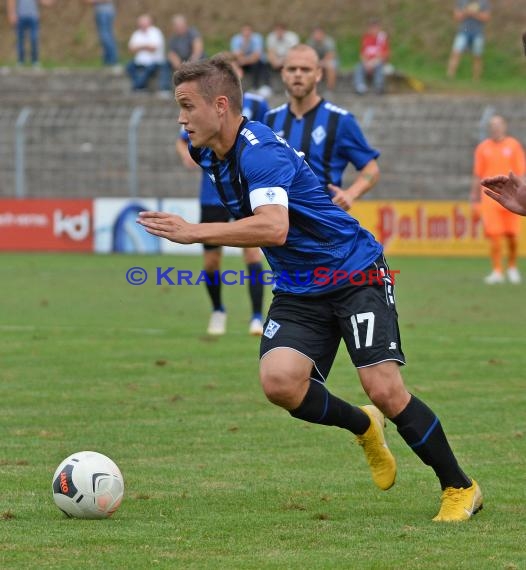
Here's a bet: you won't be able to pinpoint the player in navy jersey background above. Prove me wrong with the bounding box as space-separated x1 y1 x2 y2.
264 44 379 212
176 52 269 336
139 55 482 522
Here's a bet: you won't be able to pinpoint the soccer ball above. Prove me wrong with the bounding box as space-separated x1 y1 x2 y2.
52 451 124 519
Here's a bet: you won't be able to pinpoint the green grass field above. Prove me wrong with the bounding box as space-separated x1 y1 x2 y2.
1 253 525 569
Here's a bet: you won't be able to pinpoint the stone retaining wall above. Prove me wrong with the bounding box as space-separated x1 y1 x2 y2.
1 69 525 201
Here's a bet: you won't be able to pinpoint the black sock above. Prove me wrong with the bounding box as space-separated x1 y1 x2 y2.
290 379 370 435
246 262 264 317
205 271 223 312
391 394 471 489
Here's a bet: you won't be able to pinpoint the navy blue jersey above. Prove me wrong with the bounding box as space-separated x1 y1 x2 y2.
242 92 270 123
181 93 270 207
189 119 382 295
264 99 379 193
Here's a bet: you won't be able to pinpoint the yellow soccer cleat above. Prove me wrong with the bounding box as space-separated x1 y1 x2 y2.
432 480 483 522
356 405 397 490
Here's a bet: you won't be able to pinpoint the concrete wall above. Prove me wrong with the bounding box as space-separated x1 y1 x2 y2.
1 69 525 200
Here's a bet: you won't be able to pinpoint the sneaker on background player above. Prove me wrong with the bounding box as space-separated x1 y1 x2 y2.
506 266 522 284
483 270 505 284
207 311 227 335
249 315 264 336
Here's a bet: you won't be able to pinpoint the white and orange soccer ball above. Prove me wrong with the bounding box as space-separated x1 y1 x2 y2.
52 451 124 519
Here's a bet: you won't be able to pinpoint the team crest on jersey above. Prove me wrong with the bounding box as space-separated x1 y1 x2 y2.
264 319 281 339
265 189 276 202
311 125 327 145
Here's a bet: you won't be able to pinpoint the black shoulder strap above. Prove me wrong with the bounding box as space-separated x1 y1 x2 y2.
189 145 201 164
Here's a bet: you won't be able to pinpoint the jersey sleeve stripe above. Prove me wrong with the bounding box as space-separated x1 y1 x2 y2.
322 112 342 185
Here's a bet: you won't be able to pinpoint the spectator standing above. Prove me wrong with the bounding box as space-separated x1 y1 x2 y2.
307 26 339 94
6 0 54 67
126 14 165 92
167 14 204 71
266 22 299 89
230 24 270 92
84 0 119 68
471 115 525 284
447 0 491 80
354 18 390 95
161 14 205 94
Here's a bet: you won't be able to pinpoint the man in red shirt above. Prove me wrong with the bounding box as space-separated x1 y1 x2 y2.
471 115 526 284
353 18 390 95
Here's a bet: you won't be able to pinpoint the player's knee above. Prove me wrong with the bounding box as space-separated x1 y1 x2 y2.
260 369 304 409
367 384 393 408
365 382 409 417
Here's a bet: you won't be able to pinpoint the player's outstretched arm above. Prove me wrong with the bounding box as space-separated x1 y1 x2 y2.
137 204 289 247
481 172 526 216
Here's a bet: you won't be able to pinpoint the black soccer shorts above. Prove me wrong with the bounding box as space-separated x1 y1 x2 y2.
259 255 406 381
200 205 232 251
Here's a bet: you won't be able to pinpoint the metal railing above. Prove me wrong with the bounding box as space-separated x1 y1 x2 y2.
2 99 526 200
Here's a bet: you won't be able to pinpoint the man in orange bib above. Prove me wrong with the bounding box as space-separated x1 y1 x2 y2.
471 115 526 284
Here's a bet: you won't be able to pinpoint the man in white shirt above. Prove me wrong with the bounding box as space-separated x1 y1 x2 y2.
266 22 299 92
266 23 299 71
126 13 165 92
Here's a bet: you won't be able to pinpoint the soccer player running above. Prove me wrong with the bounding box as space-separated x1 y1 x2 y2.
264 44 379 211
175 52 269 336
138 56 482 521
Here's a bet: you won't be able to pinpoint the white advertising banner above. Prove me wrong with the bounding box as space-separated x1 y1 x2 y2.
160 198 241 256
94 198 160 253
